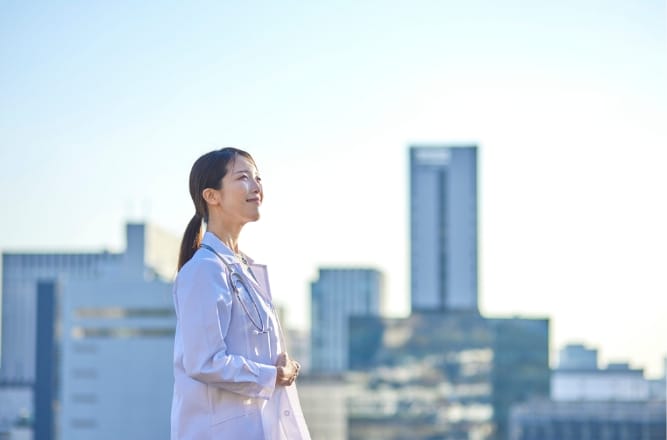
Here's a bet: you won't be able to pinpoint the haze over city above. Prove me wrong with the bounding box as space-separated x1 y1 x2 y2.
1 0 665 377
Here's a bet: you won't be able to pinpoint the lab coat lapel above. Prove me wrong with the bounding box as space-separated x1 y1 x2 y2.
200 232 271 302
246 263 272 302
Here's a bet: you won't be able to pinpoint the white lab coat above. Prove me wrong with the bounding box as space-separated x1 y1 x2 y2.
171 232 310 440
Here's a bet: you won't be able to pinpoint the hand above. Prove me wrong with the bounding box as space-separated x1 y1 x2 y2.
275 352 301 386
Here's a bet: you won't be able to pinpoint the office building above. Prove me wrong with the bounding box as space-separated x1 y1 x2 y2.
0 222 179 439
553 362 650 402
509 400 666 440
509 344 667 440
557 343 598 370
488 317 552 440
0 223 178 382
58 266 174 440
409 145 478 313
348 313 550 440
310 268 383 373
1 249 120 382
552 344 657 402
0 384 31 437
298 374 347 440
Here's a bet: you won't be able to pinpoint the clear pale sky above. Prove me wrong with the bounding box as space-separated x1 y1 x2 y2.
1 1 665 377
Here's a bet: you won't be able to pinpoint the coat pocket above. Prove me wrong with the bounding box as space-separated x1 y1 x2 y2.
209 408 264 439
209 386 259 426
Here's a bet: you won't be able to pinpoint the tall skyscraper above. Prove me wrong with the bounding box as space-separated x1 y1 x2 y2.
310 268 383 373
409 145 478 313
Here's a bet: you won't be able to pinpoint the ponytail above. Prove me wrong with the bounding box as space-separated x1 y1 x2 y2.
177 213 203 271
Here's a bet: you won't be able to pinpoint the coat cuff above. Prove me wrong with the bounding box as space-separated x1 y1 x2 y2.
257 365 278 400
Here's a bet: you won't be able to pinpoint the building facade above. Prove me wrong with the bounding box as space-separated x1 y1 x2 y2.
509 344 667 440
557 343 598 370
0 222 179 440
348 313 550 440
0 223 178 383
298 374 348 440
509 401 666 440
310 268 383 373
58 272 174 440
1 250 121 382
409 145 478 313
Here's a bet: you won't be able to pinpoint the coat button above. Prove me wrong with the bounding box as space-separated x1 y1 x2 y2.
283 410 291 416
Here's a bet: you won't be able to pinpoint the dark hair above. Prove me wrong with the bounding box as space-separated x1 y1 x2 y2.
177 147 256 270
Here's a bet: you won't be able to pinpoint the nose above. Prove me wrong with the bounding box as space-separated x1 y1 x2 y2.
251 178 262 194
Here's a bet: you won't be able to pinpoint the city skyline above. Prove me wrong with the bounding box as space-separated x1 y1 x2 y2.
1 1 665 377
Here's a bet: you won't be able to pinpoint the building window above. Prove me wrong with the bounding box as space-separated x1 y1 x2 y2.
71 368 98 379
71 326 175 339
70 419 97 429
72 343 98 354
74 307 175 319
71 393 98 404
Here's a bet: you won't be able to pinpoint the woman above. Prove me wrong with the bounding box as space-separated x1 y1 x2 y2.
171 147 310 439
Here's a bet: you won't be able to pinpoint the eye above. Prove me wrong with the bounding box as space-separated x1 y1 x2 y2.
256 176 262 183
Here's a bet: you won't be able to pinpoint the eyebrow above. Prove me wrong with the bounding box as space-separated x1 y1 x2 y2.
233 169 258 175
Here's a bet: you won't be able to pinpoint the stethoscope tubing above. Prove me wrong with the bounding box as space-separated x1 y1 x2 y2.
200 244 269 334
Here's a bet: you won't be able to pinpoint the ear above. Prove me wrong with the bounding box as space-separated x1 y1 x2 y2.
202 188 221 206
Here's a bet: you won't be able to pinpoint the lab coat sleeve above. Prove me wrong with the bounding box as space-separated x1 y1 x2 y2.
175 257 277 400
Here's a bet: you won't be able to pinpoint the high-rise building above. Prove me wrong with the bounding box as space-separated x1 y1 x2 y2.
0 222 179 439
310 268 383 373
58 266 174 440
1 247 121 382
409 145 478 313
0 223 178 382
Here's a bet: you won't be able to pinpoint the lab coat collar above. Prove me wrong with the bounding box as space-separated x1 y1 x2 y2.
201 231 256 265
201 231 271 301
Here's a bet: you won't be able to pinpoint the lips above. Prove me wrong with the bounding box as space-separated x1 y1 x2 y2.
247 197 262 204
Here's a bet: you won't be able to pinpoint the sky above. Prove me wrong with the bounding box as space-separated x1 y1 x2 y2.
1 0 666 377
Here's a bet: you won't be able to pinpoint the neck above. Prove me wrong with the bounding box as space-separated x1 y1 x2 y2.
206 218 244 254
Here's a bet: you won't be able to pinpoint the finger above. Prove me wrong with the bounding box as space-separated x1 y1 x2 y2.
276 354 288 367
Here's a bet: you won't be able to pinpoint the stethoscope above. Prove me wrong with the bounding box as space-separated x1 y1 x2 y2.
200 244 269 334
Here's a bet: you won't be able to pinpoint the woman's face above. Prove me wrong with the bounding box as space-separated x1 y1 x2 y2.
217 155 263 224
